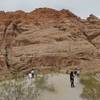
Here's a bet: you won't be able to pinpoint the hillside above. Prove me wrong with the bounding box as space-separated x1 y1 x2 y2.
0 8 100 78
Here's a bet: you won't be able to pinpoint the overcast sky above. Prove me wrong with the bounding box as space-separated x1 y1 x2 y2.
0 0 100 18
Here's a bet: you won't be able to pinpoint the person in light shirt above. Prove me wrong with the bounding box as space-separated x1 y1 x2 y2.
28 73 32 79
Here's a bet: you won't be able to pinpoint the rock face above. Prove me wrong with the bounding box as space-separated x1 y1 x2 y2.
0 8 100 77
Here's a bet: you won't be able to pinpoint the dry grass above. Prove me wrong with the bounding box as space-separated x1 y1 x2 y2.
0 74 56 100
0 79 38 100
80 74 100 100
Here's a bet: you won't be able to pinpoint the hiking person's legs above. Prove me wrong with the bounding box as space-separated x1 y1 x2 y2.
71 79 75 88
72 80 75 87
71 80 73 87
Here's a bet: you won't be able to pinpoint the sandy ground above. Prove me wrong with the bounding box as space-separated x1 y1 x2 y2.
38 73 83 100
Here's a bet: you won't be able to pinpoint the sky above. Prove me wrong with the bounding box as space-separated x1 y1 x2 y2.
0 0 100 18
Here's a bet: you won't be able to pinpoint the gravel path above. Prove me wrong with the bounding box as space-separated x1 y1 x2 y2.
38 73 83 100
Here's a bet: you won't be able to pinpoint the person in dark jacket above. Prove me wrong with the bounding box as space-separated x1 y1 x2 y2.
74 70 77 76
70 71 75 88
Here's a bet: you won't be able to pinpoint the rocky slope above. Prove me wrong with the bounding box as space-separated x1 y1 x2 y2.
0 8 100 77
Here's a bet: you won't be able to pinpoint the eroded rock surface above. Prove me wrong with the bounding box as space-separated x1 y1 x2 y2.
0 8 100 77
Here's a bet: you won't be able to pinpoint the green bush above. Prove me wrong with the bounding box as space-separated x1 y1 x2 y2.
80 74 100 100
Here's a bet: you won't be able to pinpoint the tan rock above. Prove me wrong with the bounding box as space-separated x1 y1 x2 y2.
0 8 99 78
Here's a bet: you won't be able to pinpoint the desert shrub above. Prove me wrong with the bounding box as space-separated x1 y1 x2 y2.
80 74 100 100
0 79 38 100
0 74 55 100
35 75 56 92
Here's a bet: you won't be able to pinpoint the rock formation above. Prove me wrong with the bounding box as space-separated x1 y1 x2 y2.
0 8 100 78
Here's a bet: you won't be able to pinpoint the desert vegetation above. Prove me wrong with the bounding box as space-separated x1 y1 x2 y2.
0 74 55 100
80 73 100 100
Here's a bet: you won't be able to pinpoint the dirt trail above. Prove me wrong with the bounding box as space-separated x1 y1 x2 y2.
38 74 83 100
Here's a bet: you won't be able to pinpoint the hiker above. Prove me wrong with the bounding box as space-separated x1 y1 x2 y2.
74 70 77 76
74 68 80 77
31 69 35 78
28 73 32 80
70 71 75 88
76 70 80 77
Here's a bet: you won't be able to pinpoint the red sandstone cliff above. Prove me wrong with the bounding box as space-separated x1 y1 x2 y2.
0 8 100 78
